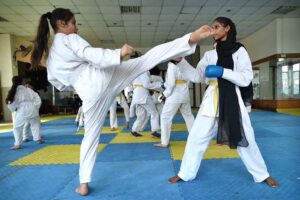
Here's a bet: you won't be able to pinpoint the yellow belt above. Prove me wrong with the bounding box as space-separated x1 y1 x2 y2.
133 84 144 88
175 80 187 84
209 80 218 114
119 93 123 102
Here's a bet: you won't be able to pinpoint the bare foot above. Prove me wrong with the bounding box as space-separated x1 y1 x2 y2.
168 175 182 183
75 183 89 196
111 127 117 131
154 143 168 148
264 177 278 188
10 145 21 150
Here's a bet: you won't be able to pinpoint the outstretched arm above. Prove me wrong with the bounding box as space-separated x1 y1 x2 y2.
189 25 215 44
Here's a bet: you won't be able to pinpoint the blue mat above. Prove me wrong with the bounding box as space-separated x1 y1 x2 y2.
55 161 183 200
0 110 299 200
97 143 171 162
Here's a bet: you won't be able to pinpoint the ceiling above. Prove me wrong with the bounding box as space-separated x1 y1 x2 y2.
0 0 299 48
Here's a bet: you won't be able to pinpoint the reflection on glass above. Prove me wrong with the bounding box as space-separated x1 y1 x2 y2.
282 72 288 95
282 65 288 72
293 64 299 95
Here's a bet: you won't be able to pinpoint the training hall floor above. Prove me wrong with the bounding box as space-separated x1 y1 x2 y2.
0 109 299 200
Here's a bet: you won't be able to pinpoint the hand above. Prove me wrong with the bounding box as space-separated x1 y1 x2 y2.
189 25 215 44
158 94 166 103
205 65 224 78
120 44 134 60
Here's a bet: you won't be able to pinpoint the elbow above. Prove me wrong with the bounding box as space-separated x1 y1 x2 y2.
239 77 252 87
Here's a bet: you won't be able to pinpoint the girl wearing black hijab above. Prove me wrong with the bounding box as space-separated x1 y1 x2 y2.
168 17 278 188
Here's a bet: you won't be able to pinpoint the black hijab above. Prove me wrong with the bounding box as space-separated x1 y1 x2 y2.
214 17 251 149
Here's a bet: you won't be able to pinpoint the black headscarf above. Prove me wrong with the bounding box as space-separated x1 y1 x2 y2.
214 17 250 149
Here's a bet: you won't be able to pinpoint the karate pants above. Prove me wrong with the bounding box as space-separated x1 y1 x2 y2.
13 116 41 146
160 102 194 145
178 112 270 183
132 96 159 132
22 122 31 140
109 98 118 128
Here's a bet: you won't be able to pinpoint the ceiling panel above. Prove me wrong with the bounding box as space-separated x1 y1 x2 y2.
1 0 27 6
142 0 163 6
31 6 55 14
24 0 51 6
48 0 74 6
205 0 227 6
119 0 141 6
163 0 184 6
184 0 207 6
95 0 120 6
224 0 248 6
181 6 201 14
103 14 122 21
141 6 162 14
10 6 38 14
0 0 296 48
141 14 159 21
235 6 260 15
245 0 269 6
77 6 100 14
161 6 182 15
73 0 98 6
99 6 121 15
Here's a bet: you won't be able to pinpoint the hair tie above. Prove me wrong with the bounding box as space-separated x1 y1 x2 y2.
45 12 52 20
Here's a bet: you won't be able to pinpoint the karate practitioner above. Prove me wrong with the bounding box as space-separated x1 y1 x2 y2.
168 17 278 188
6 76 43 150
75 106 84 131
150 74 165 115
31 8 215 196
130 71 163 137
155 57 195 148
109 92 130 130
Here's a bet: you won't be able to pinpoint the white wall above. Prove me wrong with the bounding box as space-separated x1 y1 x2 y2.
0 34 14 87
277 18 300 54
240 18 300 62
240 20 277 62
0 34 15 121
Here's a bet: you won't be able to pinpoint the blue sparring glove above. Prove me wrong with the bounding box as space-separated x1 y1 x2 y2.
205 65 224 78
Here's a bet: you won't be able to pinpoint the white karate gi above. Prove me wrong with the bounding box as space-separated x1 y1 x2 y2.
8 86 42 146
46 32 196 183
75 106 84 131
109 97 118 128
12 111 31 140
150 75 165 115
160 59 195 145
178 47 270 182
109 93 130 129
22 122 31 140
131 72 162 132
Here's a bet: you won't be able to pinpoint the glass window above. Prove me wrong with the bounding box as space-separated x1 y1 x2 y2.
282 71 289 95
282 65 288 72
293 63 299 71
293 63 299 95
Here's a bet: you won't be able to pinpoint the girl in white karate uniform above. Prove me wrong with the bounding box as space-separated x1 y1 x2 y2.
31 8 214 196
109 92 130 130
130 71 163 137
6 76 43 150
155 57 195 148
168 17 278 188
